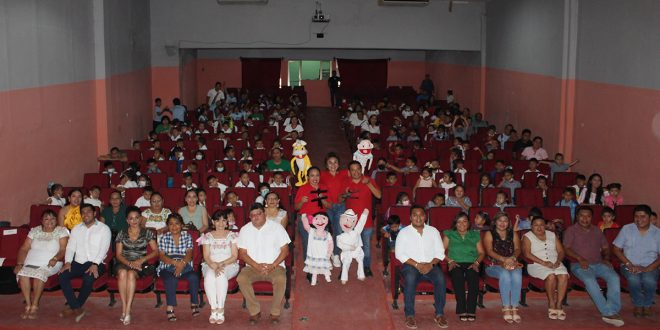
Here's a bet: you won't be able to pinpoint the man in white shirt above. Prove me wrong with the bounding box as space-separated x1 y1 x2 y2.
58 203 111 322
520 136 549 160
237 203 291 325
207 81 225 109
395 205 448 329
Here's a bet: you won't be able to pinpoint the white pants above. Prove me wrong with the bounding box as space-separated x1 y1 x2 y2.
340 248 365 282
202 263 239 309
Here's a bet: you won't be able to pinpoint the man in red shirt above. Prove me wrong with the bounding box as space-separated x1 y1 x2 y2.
344 161 382 276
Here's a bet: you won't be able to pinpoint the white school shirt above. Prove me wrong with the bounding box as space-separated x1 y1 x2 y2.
237 220 291 268
84 197 103 209
395 225 445 264
207 88 225 106
134 196 151 208
235 181 255 188
65 220 111 265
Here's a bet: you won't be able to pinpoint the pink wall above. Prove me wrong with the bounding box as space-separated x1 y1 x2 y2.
196 59 242 104
151 67 181 109
484 68 562 153
427 62 482 113
0 81 99 224
572 80 660 211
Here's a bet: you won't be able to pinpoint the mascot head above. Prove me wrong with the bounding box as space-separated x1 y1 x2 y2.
339 209 359 233
356 139 374 155
307 212 329 231
292 140 308 159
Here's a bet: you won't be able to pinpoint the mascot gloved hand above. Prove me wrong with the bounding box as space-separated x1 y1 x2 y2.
291 139 312 187
336 208 369 284
301 212 333 286
353 139 374 174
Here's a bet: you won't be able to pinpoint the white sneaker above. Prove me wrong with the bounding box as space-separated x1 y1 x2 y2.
602 315 624 327
332 255 341 268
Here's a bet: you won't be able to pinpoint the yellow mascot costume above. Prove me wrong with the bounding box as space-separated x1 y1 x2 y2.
291 139 312 187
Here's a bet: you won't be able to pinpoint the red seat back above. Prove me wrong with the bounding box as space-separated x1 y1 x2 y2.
428 207 462 232
389 205 412 226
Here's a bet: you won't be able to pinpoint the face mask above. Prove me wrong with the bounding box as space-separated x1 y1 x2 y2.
401 200 410 206
195 155 203 160
378 164 386 171
260 189 269 197
216 167 224 172
138 180 147 187
107 168 116 173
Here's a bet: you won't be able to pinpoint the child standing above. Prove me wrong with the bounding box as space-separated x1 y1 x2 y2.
301 212 333 286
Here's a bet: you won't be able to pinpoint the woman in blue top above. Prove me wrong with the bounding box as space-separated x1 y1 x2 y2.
158 213 200 321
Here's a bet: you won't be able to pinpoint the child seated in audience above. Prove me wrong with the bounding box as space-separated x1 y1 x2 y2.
439 172 457 199
370 158 389 179
494 191 513 211
152 148 165 161
225 192 243 207
195 122 209 134
197 137 208 151
536 176 550 204
146 158 162 174
98 147 128 162
406 130 420 142
193 150 206 162
212 160 226 173
479 173 494 191
225 208 240 230
269 172 289 188
234 171 255 188
472 211 491 231
381 215 404 251
255 183 270 204
489 160 507 181
497 169 521 199
223 146 236 160
207 175 228 199
240 149 253 161
598 207 619 231
425 160 444 180
425 193 445 210
84 186 103 209
387 156 418 174
182 162 198 174
541 153 579 180
384 172 400 187
283 130 300 141
555 187 579 221
134 187 153 208
254 139 266 150
385 192 411 220
46 183 66 206
387 143 406 166
604 183 623 208
169 127 182 141
181 173 198 191
453 159 467 183
170 147 185 161
523 158 547 181
385 128 401 143
413 167 437 197
571 174 587 202
102 161 118 175
197 189 207 208
215 132 228 148
149 140 161 151
241 160 256 174
220 121 234 134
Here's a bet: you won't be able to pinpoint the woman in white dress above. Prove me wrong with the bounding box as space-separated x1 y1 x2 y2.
200 211 239 324
14 209 69 319
141 192 171 239
522 218 569 321
264 192 288 227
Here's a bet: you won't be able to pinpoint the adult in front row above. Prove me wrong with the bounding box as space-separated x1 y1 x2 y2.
563 206 624 327
58 203 111 322
237 203 291 325
612 204 659 318
395 205 448 329
15 210 69 319
114 206 159 325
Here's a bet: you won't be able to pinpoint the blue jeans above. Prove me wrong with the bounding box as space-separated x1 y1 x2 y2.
570 263 621 316
621 267 659 307
485 265 522 308
327 202 346 256
401 264 446 317
298 216 309 260
361 228 373 268
160 269 200 307
59 261 106 309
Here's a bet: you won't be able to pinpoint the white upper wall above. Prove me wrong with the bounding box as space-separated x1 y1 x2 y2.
150 0 484 66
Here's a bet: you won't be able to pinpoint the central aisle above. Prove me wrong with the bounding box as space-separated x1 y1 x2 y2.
291 107 395 329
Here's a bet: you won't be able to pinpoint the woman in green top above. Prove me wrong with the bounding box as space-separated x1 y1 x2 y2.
100 191 128 240
265 147 292 172
155 117 172 134
443 212 485 322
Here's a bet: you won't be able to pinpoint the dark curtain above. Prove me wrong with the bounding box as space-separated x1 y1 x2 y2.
241 58 281 90
336 58 388 96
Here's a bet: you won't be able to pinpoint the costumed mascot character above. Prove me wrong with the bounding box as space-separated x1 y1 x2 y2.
290 139 312 187
300 212 333 286
336 208 369 284
353 139 374 174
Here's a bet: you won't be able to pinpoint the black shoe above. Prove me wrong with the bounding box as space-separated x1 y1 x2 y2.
306 273 312 283
364 267 373 277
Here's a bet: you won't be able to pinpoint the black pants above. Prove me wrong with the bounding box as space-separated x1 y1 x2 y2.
330 89 339 108
449 263 479 314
